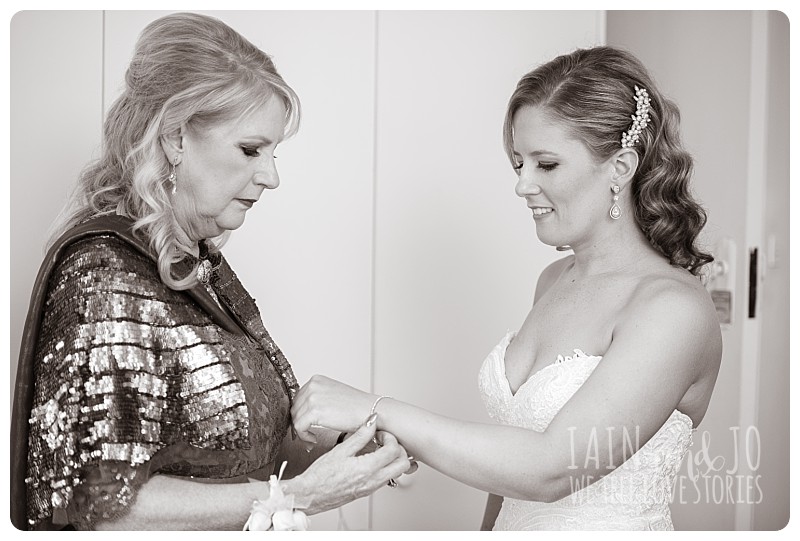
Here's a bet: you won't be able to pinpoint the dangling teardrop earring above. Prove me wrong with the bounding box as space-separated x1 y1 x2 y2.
609 184 621 220
167 156 179 194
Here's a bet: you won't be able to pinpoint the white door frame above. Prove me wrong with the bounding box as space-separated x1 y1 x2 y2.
735 10 768 532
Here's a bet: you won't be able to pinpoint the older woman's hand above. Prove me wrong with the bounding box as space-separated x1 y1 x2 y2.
287 414 410 515
291 375 379 444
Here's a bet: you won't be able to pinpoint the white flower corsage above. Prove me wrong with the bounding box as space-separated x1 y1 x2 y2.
243 462 309 531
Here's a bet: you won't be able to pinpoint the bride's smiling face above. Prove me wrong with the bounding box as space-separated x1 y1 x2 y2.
511 106 610 247
173 96 287 241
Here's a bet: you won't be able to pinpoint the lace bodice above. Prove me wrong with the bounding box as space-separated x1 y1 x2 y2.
478 332 693 530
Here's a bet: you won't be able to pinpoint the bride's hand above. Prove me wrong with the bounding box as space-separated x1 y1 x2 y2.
291 375 378 444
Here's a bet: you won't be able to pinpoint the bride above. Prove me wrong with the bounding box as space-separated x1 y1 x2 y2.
290 45 723 530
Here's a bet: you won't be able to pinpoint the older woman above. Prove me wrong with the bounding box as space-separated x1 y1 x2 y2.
11 12 409 531
292 46 723 530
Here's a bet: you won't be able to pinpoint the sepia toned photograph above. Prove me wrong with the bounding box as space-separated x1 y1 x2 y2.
7 8 791 532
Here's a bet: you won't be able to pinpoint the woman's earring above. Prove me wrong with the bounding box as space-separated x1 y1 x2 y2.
609 184 621 220
167 156 179 194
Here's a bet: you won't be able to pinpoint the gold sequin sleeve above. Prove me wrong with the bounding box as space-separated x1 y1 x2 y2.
23 235 291 529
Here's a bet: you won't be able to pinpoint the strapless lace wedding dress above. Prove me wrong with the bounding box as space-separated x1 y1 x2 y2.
478 332 693 530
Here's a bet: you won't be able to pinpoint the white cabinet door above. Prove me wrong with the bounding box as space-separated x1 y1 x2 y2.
371 11 603 530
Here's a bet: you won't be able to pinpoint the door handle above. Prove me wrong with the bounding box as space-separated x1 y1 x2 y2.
748 248 758 318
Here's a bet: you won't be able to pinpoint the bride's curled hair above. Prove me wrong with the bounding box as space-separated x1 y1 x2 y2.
503 46 712 276
48 12 301 289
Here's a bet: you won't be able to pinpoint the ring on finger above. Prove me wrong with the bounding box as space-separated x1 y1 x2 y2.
387 478 397 488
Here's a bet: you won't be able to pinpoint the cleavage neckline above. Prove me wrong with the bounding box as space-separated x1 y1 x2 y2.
494 334 697 429
500 332 601 398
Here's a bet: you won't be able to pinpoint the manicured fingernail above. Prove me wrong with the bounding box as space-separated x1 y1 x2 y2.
304 442 315 453
365 412 378 427
407 455 415 462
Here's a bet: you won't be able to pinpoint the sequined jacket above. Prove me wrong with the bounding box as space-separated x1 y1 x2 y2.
11 216 299 530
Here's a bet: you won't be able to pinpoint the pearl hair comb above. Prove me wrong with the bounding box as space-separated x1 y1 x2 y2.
620 85 651 149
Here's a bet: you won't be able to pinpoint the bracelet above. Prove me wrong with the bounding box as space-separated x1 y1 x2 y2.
369 396 391 449
243 461 309 531
370 395 391 417
367 396 397 489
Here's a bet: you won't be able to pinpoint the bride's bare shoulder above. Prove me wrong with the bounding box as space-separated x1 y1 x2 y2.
622 266 722 371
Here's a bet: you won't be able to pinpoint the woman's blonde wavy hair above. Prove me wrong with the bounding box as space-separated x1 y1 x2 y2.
503 46 712 276
48 12 301 289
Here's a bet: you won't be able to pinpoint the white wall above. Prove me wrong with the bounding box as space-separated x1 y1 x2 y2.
9 10 104 411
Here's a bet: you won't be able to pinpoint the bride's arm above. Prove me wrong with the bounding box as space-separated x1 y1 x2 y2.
292 279 720 502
